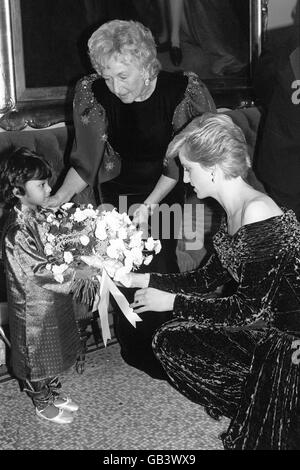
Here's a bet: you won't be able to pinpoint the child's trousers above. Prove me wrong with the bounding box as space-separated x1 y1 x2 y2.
22 376 62 410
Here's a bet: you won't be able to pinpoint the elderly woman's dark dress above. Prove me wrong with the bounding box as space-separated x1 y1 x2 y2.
70 69 215 376
151 209 300 449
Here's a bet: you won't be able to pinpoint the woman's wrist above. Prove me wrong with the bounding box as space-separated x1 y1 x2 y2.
131 273 150 288
168 293 176 311
57 168 87 204
143 273 150 288
142 202 156 216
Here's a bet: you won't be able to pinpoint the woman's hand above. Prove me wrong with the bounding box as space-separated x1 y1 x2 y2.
44 194 64 209
130 288 176 313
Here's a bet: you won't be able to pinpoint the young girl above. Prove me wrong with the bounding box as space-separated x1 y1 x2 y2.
0 147 81 424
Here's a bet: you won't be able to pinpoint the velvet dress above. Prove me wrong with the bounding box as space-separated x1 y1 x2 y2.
3 205 80 382
70 69 215 375
151 209 300 450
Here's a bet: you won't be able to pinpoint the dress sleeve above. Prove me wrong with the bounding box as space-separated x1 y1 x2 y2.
162 72 216 180
172 71 216 133
149 253 230 294
9 227 76 295
172 255 284 328
70 75 121 186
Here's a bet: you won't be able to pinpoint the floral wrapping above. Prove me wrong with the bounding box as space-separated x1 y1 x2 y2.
35 203 161 308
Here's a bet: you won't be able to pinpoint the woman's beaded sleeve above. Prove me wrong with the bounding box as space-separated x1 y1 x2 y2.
70 75 121 187
149 253 231 294
162 72 216 180
175 72 216 128
173 256 279 327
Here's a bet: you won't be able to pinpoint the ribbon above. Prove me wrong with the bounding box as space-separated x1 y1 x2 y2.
92 269 142 346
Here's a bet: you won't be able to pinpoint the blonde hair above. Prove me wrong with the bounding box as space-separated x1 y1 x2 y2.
167 113 251 179
88 20 161 80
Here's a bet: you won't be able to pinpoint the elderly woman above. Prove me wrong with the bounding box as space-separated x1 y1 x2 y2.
123 113 300 450
47 20 215 375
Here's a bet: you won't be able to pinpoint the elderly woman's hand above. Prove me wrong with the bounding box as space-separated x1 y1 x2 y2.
43 194 64 210
132 204 150 229
130 288 176 313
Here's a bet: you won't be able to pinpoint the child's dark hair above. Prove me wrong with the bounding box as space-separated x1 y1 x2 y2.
0 147 52 206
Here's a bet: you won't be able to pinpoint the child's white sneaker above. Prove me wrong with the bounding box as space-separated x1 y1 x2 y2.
54 395 79 412
36 404 74 424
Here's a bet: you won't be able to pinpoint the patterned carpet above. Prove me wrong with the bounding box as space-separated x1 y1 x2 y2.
0 339 229 450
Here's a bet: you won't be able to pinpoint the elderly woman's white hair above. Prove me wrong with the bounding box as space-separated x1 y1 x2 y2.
166 112 251 179
88 20 161 80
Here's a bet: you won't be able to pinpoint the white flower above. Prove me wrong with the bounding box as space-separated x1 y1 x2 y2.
52 263 68 274
154 240 162 254
145 237 155 251
54 273 64 283
130 247 144 266
80 235 90 246
129 231 143 248
124 252 133 272
52 263 68 283
106 238 125 259
47 233 56 243
144 254 153 265
95 220 107 240
103 210 122 232
46 263 52 271
61 203 74 210
73 208 88 222
117 227 127 240
46 213 55 223
63 251 74 264
44 243 54 256
121 212 132 226
82 208 97 219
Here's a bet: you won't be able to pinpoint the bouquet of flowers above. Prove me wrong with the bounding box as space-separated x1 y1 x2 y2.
39 202 161 302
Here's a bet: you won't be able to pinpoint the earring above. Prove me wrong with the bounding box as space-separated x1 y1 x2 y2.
145 78 150 86
211 171 215 183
